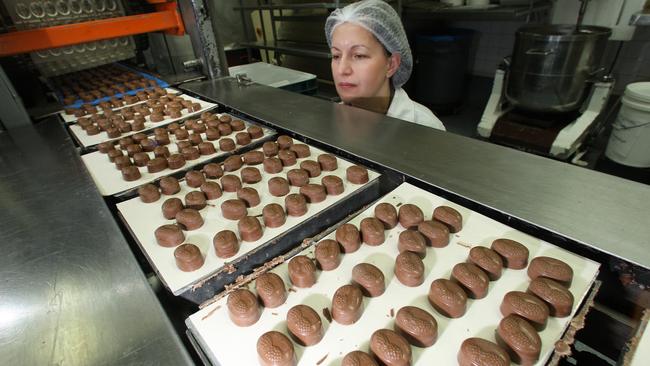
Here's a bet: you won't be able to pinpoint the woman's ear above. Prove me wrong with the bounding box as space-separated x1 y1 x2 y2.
387 53 401 78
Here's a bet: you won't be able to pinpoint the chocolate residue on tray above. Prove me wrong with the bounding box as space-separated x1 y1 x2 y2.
322 308 332 323
456 241 472 248
224 263 236 274
316 353 328 365
289 287 297 293
390 308 394 317
201 305 221 320
396 202 403 207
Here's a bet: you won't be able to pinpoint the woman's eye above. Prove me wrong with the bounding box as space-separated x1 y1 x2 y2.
353 54 368 59
332 54 340 60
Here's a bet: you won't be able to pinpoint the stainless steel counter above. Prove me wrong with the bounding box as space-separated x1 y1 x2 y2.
183 77 650 270
0 121 193 365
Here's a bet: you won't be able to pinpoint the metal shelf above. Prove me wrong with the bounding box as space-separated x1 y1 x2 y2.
240 40 331 59
404 0 552 20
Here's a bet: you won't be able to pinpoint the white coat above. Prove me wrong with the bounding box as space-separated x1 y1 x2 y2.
387 88 446 131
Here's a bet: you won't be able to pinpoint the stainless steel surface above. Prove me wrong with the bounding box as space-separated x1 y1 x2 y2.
506 24 611 113
182 77 650 270
0 120 193 365
0 65 31 129
630 12 650 25
178 0 229 79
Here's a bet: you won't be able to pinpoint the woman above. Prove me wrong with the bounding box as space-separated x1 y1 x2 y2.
325 0 445 131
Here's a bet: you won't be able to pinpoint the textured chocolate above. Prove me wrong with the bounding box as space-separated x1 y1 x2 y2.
256 272 287 308
257 331 294 366
154 224 184 247
452 263 490 299
458 338 510 366
288 255 317 288
263 203 286 228
336 223 362 253
497 315 542 365
315 239 341 271
138 183 160 203
221 199 248 220
285 193 308 217
174 243 204 272
317 153 338 171
527 278 574 317
360 217 385 246
500 291 550 330
370 329 411 366
432 206 463 233
220 174 242 192
374 202 398 229
346 165 369 184
491 239 529 269
395 251 425 287
159 176 180 195
299 184 327 203
263 157 283 174
418 220 450 247
394 306 438 347
342 351 377 366
237 187 261 207
268 177 290 197
287 304 323 346
398 204 424 229
162 197 184 220
175 208 204 230
184 191 207 210
397 230 427 258
287 168 309 187
227 289 260 327
321 175 344 195
352 263 385 297
332 284 364 325
527 256 574 286
213 230 239 259
428 278 468 318
468 246 503 281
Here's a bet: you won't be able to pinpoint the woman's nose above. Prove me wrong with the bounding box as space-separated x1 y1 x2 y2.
337 56 352 76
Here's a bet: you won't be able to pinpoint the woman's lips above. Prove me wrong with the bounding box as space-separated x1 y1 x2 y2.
337 82 357 89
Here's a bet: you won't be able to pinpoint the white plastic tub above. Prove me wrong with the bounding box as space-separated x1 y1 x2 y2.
605 83 650 168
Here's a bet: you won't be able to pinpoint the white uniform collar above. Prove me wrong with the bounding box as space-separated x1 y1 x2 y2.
386 88 416 123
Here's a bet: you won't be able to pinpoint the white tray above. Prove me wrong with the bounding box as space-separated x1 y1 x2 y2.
186 182 600 366
116 143 381 295
68 94 216 148
58 88 181 124
82 120 275 196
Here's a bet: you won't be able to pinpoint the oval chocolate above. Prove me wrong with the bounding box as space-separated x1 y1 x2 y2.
428 278 467 318
432 205 463 233
500 291 549 330
527 256 573 287
451 262 490 299
491 238 529 269
394 306 438 347
468 246 503 281
527 277 574 317
352 263 385 297
458 338 510 366
497 315 542 365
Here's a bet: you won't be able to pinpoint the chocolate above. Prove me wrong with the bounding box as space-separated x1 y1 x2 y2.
213 230 239 258
114 156 132 170
217 123 233 136
162 198 184 220
126 144 143 157
223 155 243 172
418 220 450 247
331 284 364 325
263 157 283 174
189 133 203 146
205 127 220 140
276 135 293 149
394 306 437 347
468 246 503 281
299 160 321 178
219 138 236 151
184 191 207 210
315 239 341 271
202 163 223 179
317 153 338 171
491 239 529 269
219 114 232 123
496 315 542 365
167 154 186 170
458 338 510 366
241 167 262 184
137 184 159 203
397 230 427 258
174 128 189 140
257 331 294 366
237 187 261 207
268 177 290 197
428 278 467 318
500 291 549 330
370 329 411 366
98 142 115 153
262 141 279 157
198 142 216 155
342 351 378 366
299 184 327 203
374 202 398 229
336 223 361 253
121 166 141 181
247 125 264 139
238 216 263 242
200 181 222 200
256 272 287 308
227 289 260 327
119 137 134 149
359 217 385 246
451 263 490 299
185 170 205 188
433 205 463 233
288 144 309 158
174 243 204 272
181 147 200 160
395 251 425 287
146 157 168 173
231 119 246 131
153 146 170 158
221 175 242 192
86 125 100 135
263 203 286 228
154 224 184 247
287 169 309 187
352 263 385 297
527 277 574 317
221 199 247 220
140 139 156 152
235 132 251 145
175 209 204 230
346 165 369 184
398 204 424 229
288 255 317 288
159 176 180 195
285 193 308 217
527 256 573 286
243 151 265 165
286 304 323 346
108 149 123 163
321 175 344 195
278 149 297 166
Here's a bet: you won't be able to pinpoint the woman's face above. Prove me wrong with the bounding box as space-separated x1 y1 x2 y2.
330 22 399 103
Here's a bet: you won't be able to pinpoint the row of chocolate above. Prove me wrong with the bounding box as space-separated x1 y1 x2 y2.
56 65 158 103
64 86 173 116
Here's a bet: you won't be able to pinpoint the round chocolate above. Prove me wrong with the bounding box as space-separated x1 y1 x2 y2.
370 329 411 366
285 194 308 217
167 153 186 170
268 177 290 197
342 351 377 366
458 338 510 366
175 208 204 230
219 138 236 151
289 144 310 158
500 291 550 330
468 246 503 281
352 263 385 297
317 153 338 171
263 203 286 228
126 144 142 157
154 224 184 247
235 131 251 145
107 149 123 162
256 272 287 308
213 230 239 259
451 262 490 299
220 175 242 192
527 256 573 286
527 277 574 317
287 304 323 346
397 230 427 258
202 163 223 178
398 204 424 229
299 160 321 178
184 191 207 210
433 205 463 233
219 114 233 123
331 284 364 325
114 155 132 170
276 135 293 149
418 220 450 247
200 181 222 200
299 184 327 203
146 157 167 173
140 138 156 152
287 169 309 187
321 175 344 195
159 176 180 195
121 166 141 181
394 306 438 347
247 125 264 139
257 331 294 366
288 255 317 288
346 165 369 184
205 127 220 140
98 142 115 153
263 142 279 157
496 315 542 365
243 151 265 165
491 238 529 269
336 223 361 253
198 142 216 155
237 187 261 207
162 198 184 220
359 217 385 246
238 216 263 242
315 239 341 271
374 202 398 229
428 278 468 318
263 157 283 174
153 146 170 158
174 243 204 272
221 199 247 220
278 149 297 167
227 289 260 327
223 155 243 172
188 133 203 146
395 251 425 287
241 167 262 184
181 147 200 160
230 119 246 131
184 170 205 188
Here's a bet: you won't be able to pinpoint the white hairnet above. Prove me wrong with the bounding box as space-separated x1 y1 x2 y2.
325 0 412 89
